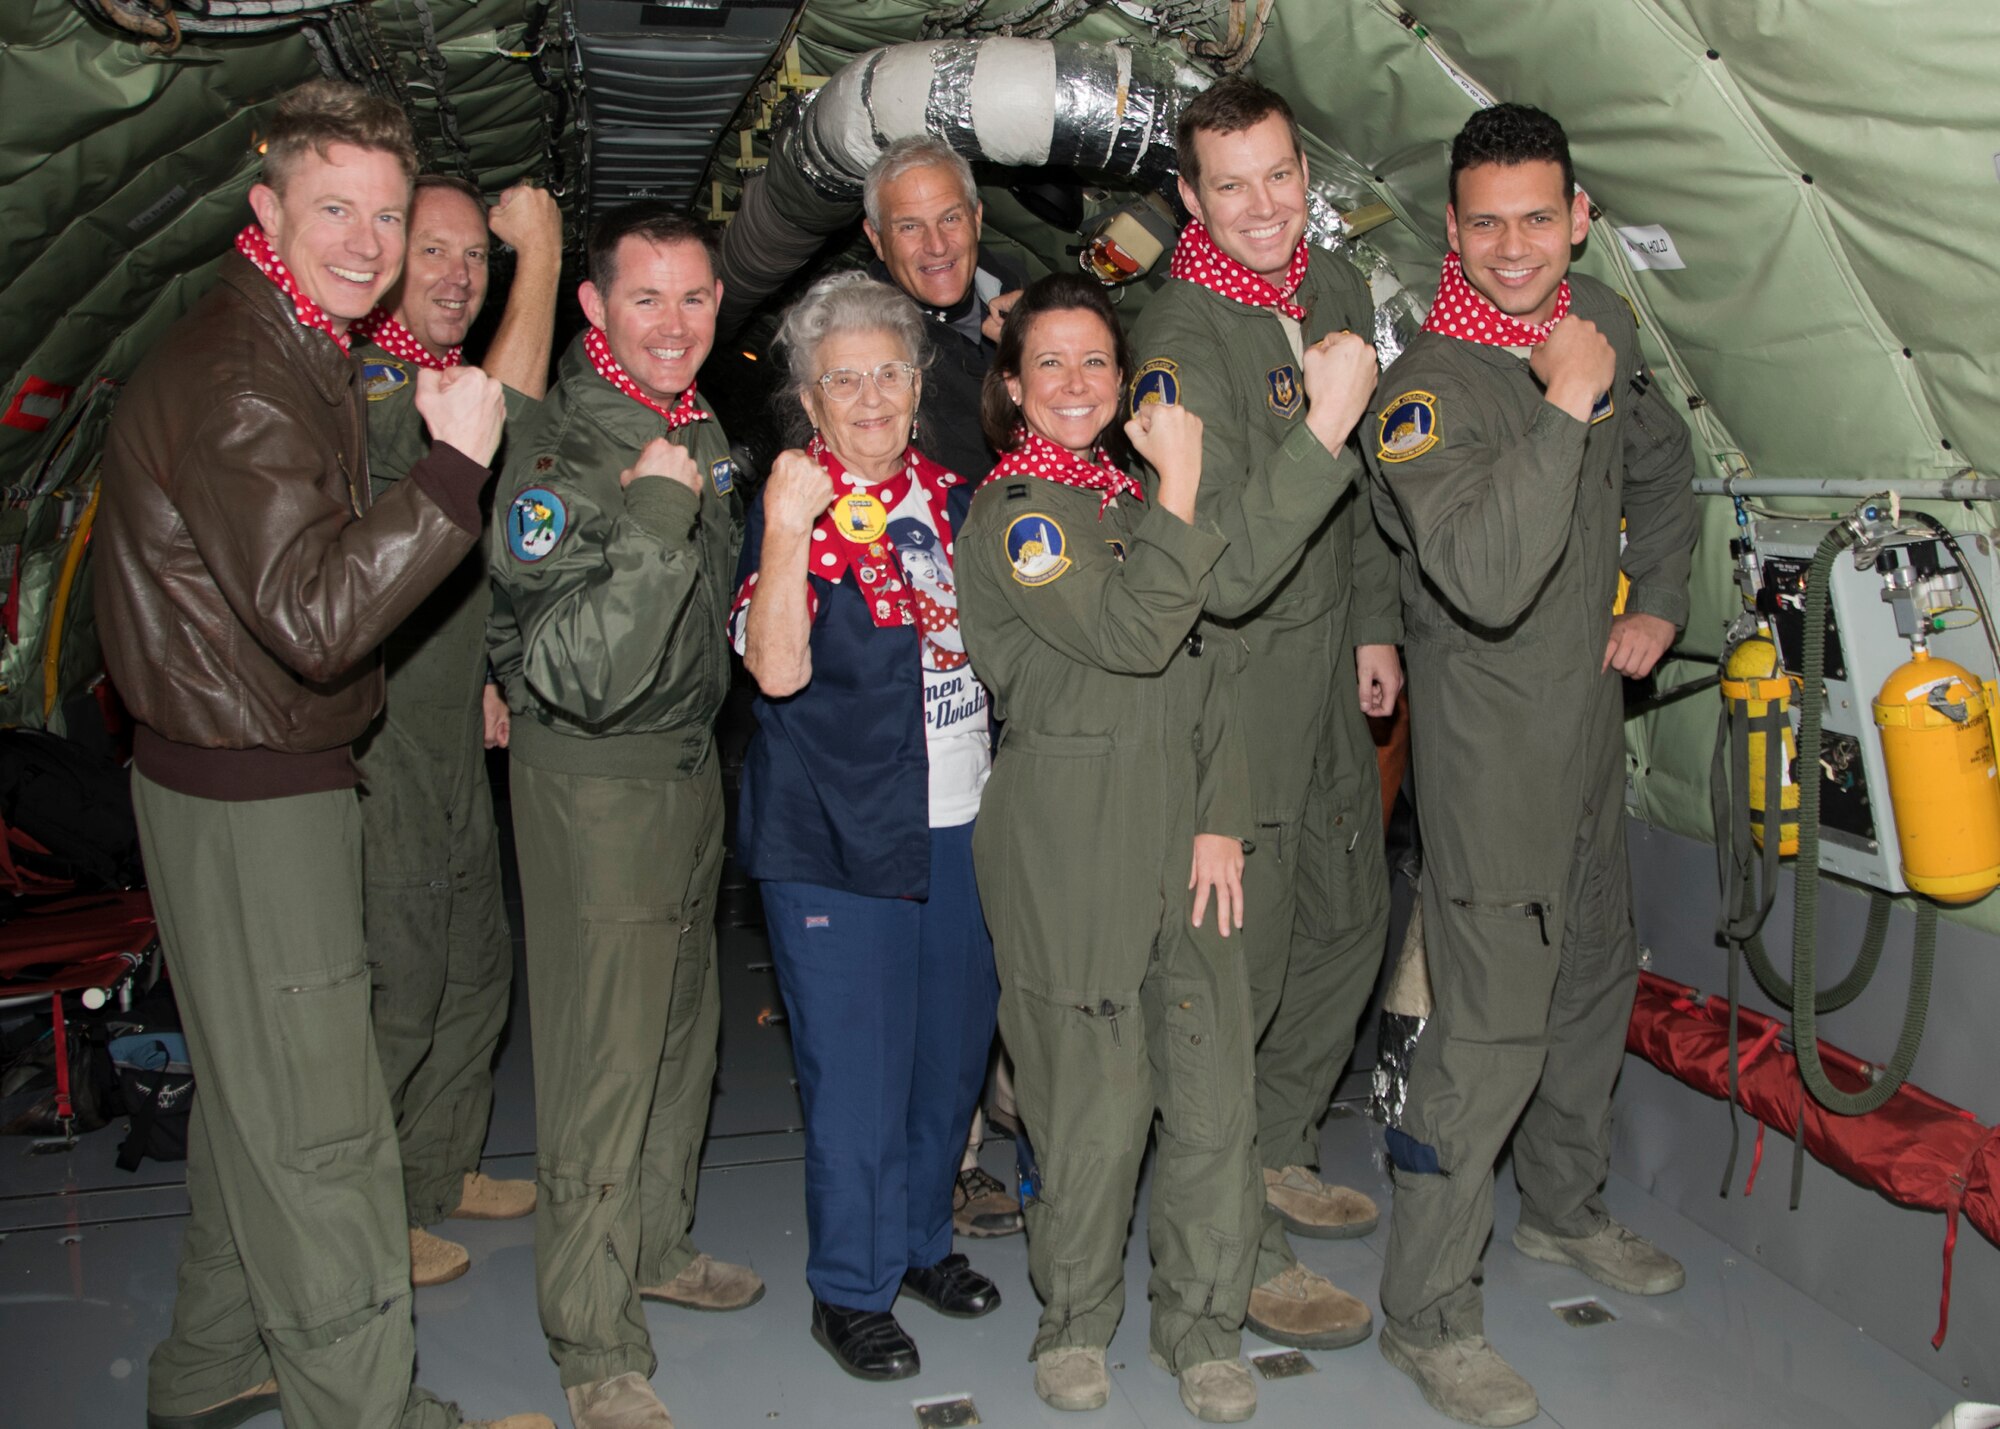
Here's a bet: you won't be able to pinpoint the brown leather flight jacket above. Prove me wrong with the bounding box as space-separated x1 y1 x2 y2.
95 251 488 800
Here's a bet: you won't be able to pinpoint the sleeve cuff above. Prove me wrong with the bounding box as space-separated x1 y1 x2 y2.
410 442 492 535
1352 616 1404 647
623 475 702 543
1622 581 1690 630
1136 499 1230 572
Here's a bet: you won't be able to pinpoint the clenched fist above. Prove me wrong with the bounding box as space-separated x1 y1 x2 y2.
414 364 507 467
763 448 837 535
488 183 563 259
1532 315 1616 424
1301 329 1379 454
619 436 700 492
1124 400 1203 482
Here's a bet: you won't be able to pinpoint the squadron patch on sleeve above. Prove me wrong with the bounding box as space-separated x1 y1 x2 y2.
1589 390 1616 425
1004 512 1071 587
1266 363 1303 419
506 486 567 563
710 458 735 495
1129 357 1180 416
361 361 409 402
1377 391 1440 464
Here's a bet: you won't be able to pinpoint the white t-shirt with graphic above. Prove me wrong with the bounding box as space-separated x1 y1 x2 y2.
881 481 990 828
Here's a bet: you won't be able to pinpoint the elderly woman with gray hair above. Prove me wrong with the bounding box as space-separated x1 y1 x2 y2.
727 272 1000 1382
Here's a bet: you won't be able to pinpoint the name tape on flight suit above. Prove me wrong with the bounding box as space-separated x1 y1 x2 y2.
1377 390 1441 463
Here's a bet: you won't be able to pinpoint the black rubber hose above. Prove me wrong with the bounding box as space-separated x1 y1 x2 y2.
1790 523 1936 1117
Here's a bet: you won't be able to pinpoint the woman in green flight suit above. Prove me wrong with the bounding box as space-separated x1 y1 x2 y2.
958 274 1263 1424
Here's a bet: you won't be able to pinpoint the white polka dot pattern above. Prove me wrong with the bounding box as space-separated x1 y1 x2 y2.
1420 251 1571 347
1167 221 1311 321
235 225 351 353
352 308 460 369
984 429 1142 517
584 327 710 430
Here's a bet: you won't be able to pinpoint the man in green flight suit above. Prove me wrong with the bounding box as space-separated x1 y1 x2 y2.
1363 105 1697 1427
1128 76 1401 1353
351 174 562 1289
489 205 758 1429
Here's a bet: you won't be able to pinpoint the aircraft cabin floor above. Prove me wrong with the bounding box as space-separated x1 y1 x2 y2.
0 761 1966 1429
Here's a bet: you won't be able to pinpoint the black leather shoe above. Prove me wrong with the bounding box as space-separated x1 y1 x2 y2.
901 1252 1002 1318
811 1298 921 1381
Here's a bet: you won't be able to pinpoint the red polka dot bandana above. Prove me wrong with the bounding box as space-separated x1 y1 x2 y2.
1168 220 1310 322
985 429 1142 518
730 437 964 635
351 308 460 369
1421 251 1571 347
235 225 350 353
583 326 710 430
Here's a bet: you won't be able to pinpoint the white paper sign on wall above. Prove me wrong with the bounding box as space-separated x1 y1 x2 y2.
1615 224 1686 271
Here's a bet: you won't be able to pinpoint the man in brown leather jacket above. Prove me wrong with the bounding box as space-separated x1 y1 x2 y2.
93 82 543 1429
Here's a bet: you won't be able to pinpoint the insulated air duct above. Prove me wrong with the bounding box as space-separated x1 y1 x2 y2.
717 38 1207 338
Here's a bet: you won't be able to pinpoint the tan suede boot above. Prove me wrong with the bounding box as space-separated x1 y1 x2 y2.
450 1170 537 1220
410 1226 470 1287
636 1252 765 1311
1379 1323 1538 1427
467 1417 558 1428
1512 1219 1686 1295
1034 1346 1110 1411
1150 1354 1257 1424
565 1372 673 1429
1246 1261 1373 1349
1262 1165 1379 1239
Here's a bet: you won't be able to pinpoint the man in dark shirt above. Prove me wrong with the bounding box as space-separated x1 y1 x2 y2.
862 136 1025 484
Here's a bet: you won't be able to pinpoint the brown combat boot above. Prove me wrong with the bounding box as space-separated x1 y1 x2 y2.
1246 1261 1374 1349
1263 1165 1379 1239
410 1226 470 1287
450 1169 537 1220
637 1251 765 1311
952 1165 1023 1237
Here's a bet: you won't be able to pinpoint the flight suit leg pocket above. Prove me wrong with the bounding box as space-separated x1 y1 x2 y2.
1394 886 1564 1179
1009 980 1144 1155
1155 977 1223 1151
575 910 675 1081
269 963 376 1166
1430 888 1563 1048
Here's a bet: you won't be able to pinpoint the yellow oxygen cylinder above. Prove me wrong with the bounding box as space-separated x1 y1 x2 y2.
1722 631 1799 855
1873 648 2000 903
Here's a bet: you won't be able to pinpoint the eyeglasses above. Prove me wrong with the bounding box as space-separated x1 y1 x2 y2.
817 361 916 403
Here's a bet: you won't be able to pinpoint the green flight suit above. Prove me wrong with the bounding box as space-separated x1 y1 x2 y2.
353 344 530 1226
1362 274 1696 1345
489 337 742 1388
959 476 1259 1369
1130 249 1403 1283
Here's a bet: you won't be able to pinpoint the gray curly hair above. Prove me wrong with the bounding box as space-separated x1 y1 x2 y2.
773 273 933 438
